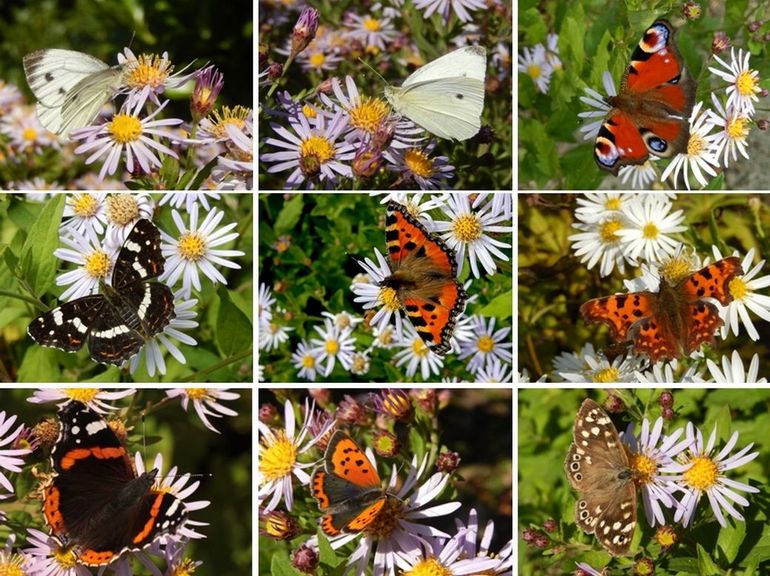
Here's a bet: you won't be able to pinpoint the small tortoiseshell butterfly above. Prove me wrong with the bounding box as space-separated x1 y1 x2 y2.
382 201 467 355
310 431 390 536
594 20 696 175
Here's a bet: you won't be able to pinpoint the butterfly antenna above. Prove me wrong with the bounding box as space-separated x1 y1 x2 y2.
358 57 388 86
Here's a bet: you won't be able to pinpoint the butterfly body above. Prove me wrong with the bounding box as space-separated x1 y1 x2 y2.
581 257 743 363
565 399 636 556
310 431 388 536
594 20 696 174
382 202 467 355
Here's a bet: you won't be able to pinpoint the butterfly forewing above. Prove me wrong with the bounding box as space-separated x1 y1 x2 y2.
564 399 636 556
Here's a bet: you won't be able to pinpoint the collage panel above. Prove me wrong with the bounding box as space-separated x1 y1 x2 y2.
257 0 513 191
518 193 770 383
258 388 512 575
518 388 770 575
0 193 252 383
0 0 253 191
257 192 513 383
0 387 252 574
518 8 769 190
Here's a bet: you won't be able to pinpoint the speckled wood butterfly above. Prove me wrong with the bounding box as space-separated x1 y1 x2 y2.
564 398 637 556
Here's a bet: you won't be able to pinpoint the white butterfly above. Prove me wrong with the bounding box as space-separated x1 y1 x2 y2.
23 49 126 138
383 45 486 141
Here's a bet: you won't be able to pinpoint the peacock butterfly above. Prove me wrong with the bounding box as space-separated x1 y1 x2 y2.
594 20 697 175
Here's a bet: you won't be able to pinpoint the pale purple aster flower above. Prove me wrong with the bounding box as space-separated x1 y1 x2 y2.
384 142 455 189
291 340 323 381
392 323 445 380
349 350 371 376
0 81 24 113
159 192 222 213
0 104 59 152
343 12 398 51
214 121 254 190
118 48 199 112
159 204 245 298
127 290 199 377
432 193 512 278
71 98 183 181
623 417 692 526
0 534 28 575
60 193 108 244
472 192 512 220
575 562 606 576
458 316 512 373
51 228 119 302
26 389 136 413
160 538 201 576
321 311 363 331
396 528 500 574
414 0 486 24
0 412 31 496
262 110 355 188
455 509 513 575
473 355 513 383
309 318 356 376
260 318 294 352
258 399 335 512
672 422 759 528
165 388 240 434
191 65 224 119
258 282 276 323
21 528 91 575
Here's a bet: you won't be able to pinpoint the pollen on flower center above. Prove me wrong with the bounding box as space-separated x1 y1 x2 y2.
302 354 316 369
600 218 622 243
403 149 434 178
363 16 381 32
349 98 390 133
631 452 657 485
687 134 706 155
642 222 659 240
736 70 758 96
106 194 140 225
178 232 207 262
379 286 403 311
259 430 297 482
605 198 622 211
62 388 99 402
728 276 747 300
185 388 208 400
364 496 403 539
403 557 452 576
411 338 430 357
593 367 619 383
53 545 78 568
325 339 340 355
727 117 749 139
453 214 482 242
527 64 541 79
682 455 719 491
84 250 111 279
300 135 335 164
310 52 326 68
72 194 99 217
126 54 172 89
23 127 37 141
108 114 143 144
477 335 495 353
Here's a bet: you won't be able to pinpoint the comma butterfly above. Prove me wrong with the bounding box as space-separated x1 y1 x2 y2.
381 202 467 355
580 257 743 363
594 20 697 175
310 431 388 536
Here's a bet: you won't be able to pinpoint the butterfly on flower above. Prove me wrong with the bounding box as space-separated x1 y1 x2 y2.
310 431 392 536
580 257 743 363
593 20 697 175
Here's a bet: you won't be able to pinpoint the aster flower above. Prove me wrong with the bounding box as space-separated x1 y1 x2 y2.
190 65 224 120
391 323 446 380
706 93 751 167
159 204 245 298
634 358 702 384
455 509 513 575
708 47 762 117
258 399 334 512
0 535 26 576
0 412 31 496
413 0 486 23
21 528 89 576
569 213 633 277
26 388 136 413
473 355 513 383
395 529 500 575
660 102 720 190
557 349 642 383
165 388 239 434
702 351 767 384
260 318 294 352
458 316 512 373
71 98 183 182
615 196 686 264
118 48 199 112
518 44 552 94
60 193 108 244
159 192 222 213
344 12 397 51
672 422 759 528
309 318 357 376
618 158 660 189
49 227 120 302
578 72 615 140
291 340 323 381
384 143 455 190
0 105 60 152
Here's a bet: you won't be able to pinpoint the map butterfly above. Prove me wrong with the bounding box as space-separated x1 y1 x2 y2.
28 219 175 365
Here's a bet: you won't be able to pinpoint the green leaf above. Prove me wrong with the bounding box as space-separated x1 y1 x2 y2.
20 195 66 297
275 195 304 235
716 515 745 564
17 346 61 382
696 542 722 575
216 285 252 357
479 290 512 317
270 551 302 576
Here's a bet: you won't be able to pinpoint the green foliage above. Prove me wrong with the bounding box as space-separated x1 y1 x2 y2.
518 4 770 189
518 389 770 574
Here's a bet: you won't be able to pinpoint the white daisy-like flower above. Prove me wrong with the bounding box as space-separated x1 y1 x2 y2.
517 44 553 93
61 193 108 244
618 158 660 189
165 388 240 434
702 351 767 384
634 358 703 383
52 228 119 302
26 389 136 413
573 192 635 225
309 318 356 376
660 101 721 190
259 318 294 352
578 71 616 140
291 340 322 381
705 92 751 168
615 196 687 264
391 323 445 380
558 349 642 383
457 316 512 373
569 215 632 277
708 47 762 117
711 246 770 341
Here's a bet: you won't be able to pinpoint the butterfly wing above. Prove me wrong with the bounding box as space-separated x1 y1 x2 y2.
594 20 696 174
23 49 123 136
580 292 657 342
400 46 486 86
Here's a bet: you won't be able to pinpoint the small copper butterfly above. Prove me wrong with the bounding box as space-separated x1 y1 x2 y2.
310 430 387 536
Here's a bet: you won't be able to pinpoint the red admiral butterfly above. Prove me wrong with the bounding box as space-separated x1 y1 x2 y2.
28 219 175 365
44 401 188 565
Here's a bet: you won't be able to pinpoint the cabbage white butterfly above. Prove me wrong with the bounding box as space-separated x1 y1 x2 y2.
383 46 486 141
23 49 126 138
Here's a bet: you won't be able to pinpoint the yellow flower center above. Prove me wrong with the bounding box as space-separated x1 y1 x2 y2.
661 258 694 285
655 525 677 547
403 557 452 576
300 135 335 164
728 276 747 300
178 231 206 262
593 367 619 382
84 250 111 280
599 218 622 243
325 338 340 355
62 388 99 402
302 354 316 369
379 286 403 312
452 213 482 242
687 133 707 156
682 455 719 491
108 113 143 143
0 553 28 575
642 222 659 240
125 53 172 90
363 17 381 32
411 338 430 357
106 194 141 225
23 127 37 141
185 388 208 400
527 64 541 79
630 452 657 485
477 335 495 353
349 98 390 133
71 193 100 217
309 52 326 68
302 104 317 119
736 69 758 96
52 545 79 568
403 148 434 177
726 116 749 140
207 105 250 140
259 429 297 483
605 197 622 210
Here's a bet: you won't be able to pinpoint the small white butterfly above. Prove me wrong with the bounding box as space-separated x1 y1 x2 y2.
23 49 126 138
